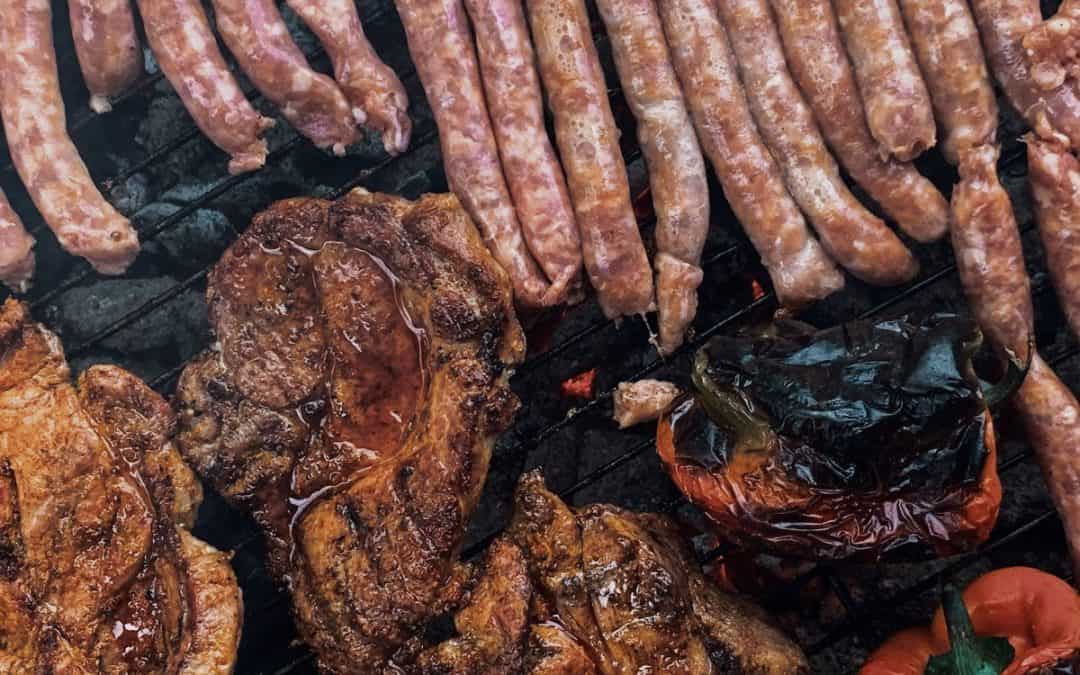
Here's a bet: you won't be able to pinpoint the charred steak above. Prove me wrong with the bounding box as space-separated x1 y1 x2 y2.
0 299 241 673
175 189 525 673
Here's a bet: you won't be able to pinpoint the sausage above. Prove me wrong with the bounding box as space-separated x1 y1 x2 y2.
210 0 357 155
1022 0 1080 91
137 0 274 174
657 0 843 308
832 0 937 161
283 0 412 155
970 0 1080 151
395 0 552 307
68 0 143 113
770 0 948 243
715 0 918 286
0 189 34 292
463 0 584 306
0 0 139 274
613 379 681 428
595 0 709 352
526 0 655 319
897 0 1000 165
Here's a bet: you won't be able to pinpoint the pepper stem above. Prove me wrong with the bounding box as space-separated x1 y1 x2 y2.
691 351 773 453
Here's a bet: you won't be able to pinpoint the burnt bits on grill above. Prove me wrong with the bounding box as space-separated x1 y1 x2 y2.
0 299 241 673
174 188 525 673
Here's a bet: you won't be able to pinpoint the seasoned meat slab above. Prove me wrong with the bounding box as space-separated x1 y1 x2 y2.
0 299 241 673
176 189 525 673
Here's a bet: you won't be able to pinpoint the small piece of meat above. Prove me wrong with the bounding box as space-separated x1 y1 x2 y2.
770 0 949 242
897 0 1000 164
526 0 656 319
0 0 139 274
525 623 598 674
1028 135 1080 341
716 0 918 286
1023 0 1080 91
0 188 34 293
613 379 681 428
833 0 937 160
68 0 143 113
657 0 844 308
137 0 274 173
396 0 553 307
284 0 412 155
211 0 357 154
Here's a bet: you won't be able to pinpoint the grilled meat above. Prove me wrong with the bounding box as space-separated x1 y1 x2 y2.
175 189 525 674
0 299 241 673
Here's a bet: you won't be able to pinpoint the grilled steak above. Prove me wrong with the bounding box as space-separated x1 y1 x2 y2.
175 189 525 673
0 299 241 673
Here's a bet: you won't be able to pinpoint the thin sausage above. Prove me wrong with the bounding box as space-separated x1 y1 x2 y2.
211 0 357 155
526 0 655 318
595 0 709 352
897 0 1000 165
395 0 552 307
770 0 949 243
0 189 34 292
1022 0 1080 91
137 0 274 174
657 0 844 308
833 0 938 161
284 0 412 155
0 0 139 274
464 0 584 306
716 0 918 286
68 0 143 113
970 0 1080 151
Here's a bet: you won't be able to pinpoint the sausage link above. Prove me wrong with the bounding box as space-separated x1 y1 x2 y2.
0 189 34 292
970 0 1080 151
395 0 552 307
833 0 937 161
526 0 655 318
897 0 999 165
137 0 273 174
716 0 918 286
1022 0 1080 91
284 0 412 155
1028 134 1080 340
0 0 139 274
770 0 948 243
211 0 357 155
464 0 584 306
657 0 843 308
595 0 708 352
68 0 143 113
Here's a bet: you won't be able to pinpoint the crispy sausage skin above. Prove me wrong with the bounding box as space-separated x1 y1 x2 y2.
716 0 917 287
211 0 357 155
526 0 655 318
0 0 139 274
596 0 709 352
657 0 843 308
137 0 273 174
1028 135 1080 340
68 0 143 113
464 0 583 306
0 189 34 292
396 0 552 307
897 0 999 165
770 0 948 243
1022 0 1080 91
970 0 1080 151
833 0 937 161
284 0 412 155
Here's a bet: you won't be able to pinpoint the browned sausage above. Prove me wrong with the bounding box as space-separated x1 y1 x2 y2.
716 0 918 286
770 0 949 243
0 189 34 292
897 0 1000 164
137 0 274 174
68 0 143 113
833 0 937 161
211 0 357 155
1022 0 1080 91
657 0 844 308
0 0 139 274
464 0 584 306
1028 134 1080 340
595 0 709 352
395 0 552 307
284 0 412 155
970 0 1080 151
526 0 655 318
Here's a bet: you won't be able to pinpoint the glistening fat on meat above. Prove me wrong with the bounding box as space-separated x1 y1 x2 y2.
0 189 34 292
1022 0 1080 91
68 0 143 113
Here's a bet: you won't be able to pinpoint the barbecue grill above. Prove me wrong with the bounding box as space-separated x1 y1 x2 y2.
2 0 1073 672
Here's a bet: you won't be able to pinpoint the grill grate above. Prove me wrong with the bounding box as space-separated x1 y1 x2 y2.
1 0 1074 672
